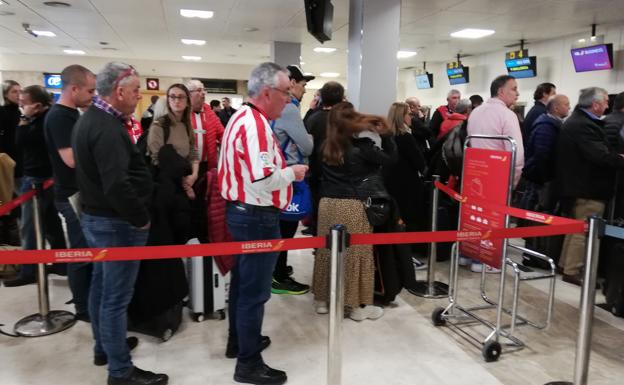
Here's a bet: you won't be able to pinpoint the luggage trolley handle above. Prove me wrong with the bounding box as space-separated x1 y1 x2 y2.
463 135 518 344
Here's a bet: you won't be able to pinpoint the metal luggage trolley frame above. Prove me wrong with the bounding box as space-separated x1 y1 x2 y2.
431 134 557 362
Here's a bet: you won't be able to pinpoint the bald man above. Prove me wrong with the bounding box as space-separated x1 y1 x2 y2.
405 97 432 157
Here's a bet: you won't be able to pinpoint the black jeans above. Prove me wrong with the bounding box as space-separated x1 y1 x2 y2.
274 220 299 281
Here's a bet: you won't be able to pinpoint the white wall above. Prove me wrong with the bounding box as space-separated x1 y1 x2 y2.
399 25 624 112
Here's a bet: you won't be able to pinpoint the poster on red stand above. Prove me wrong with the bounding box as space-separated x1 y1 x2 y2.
458 148 512 268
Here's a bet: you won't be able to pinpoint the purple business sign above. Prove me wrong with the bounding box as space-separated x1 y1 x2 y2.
571 44 613 72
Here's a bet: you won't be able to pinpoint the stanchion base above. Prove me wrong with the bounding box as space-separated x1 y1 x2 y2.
407 281 449 298
544 382 572 385
14 311 76 337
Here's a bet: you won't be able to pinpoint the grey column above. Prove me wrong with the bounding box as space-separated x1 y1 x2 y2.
271 41 301 68
347 0 401 115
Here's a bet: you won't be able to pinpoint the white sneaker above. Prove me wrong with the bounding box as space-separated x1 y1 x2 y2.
349 305 384 321
459 256 472 266
412 257 428 271
315 301 328 314
471 262 501 273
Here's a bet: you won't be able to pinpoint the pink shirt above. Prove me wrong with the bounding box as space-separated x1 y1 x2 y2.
467 97 524 187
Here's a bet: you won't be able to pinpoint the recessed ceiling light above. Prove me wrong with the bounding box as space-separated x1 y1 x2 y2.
181 38 206 46
32 30 56 37
182 55 202 61
43 1 71 7
102 47 118 51
64 49 85 55
314 47 336 53
180 9 214 19
320 72 340 78
0 1 9 6
450 28 495 39
397 50 417 59
244 27 259 32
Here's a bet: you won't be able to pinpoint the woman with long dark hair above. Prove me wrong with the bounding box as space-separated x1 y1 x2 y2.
312 102 397 321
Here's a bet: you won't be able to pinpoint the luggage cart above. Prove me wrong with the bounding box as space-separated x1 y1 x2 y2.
431 135 556 362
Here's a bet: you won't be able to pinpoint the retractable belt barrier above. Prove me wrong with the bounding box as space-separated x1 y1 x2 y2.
0 179 54 217
0 182 585 265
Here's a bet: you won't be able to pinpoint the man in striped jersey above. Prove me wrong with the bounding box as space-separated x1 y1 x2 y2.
219 62 307 385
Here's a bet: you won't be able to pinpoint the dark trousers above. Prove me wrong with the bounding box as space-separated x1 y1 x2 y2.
226 202 280 366
274 220 299 280
55 197 92 316
18 176 66 278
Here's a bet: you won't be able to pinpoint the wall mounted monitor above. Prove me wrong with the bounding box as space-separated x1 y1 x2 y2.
506 56 537 78
415 73 434 89
447 66 469 85
304 0 334 43
570 43 613 72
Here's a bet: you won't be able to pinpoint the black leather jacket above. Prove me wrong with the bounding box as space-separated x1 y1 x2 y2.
320 135 397 199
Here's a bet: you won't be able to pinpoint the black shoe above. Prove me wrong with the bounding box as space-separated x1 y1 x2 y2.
226 335 271 359
95 337 140 366
234 363 286 385
75 312 91 323
3 275 36 287
107 367 168 385
271 277 310 295
301 227 315 236
285 265 293 277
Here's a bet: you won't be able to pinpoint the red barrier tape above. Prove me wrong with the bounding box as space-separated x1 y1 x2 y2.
434 180 584 227
0 179 54 216
0 180 586 265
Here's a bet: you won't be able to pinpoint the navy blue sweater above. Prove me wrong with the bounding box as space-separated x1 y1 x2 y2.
523 113 562 185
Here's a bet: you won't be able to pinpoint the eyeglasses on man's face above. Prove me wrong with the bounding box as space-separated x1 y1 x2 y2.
190 88 205 93
271 87 291 98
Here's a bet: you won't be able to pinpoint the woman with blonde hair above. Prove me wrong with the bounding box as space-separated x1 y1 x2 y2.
384 102 428 263
312 101 397 321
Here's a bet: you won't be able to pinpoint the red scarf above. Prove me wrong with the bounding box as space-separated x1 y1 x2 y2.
125 116 143 144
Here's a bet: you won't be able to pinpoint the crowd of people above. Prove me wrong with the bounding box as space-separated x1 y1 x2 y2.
1 60 624 385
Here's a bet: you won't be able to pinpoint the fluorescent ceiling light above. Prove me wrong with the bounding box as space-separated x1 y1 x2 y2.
181 38 206 45
0 1 9 5
450 28 495 39
64 49 85 55
182 55 202 61
313 47 336 53
320 72 340 78
33 30 56 37
397 50 417 59
180 9 214 19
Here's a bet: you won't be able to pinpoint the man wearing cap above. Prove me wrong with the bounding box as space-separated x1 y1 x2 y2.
270 65 315 295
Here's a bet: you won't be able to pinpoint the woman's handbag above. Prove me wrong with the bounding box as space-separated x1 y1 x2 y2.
352 173 392 227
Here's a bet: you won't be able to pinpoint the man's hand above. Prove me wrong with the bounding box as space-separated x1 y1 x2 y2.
290 164 308 181
140 221 151 230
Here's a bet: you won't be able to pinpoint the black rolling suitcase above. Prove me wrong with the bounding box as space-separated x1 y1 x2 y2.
602 225 624 317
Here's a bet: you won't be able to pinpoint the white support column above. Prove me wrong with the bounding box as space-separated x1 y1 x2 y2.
271 41 301 69
347 0 401 116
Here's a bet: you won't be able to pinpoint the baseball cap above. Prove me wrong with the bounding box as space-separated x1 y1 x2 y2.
287 65 315 82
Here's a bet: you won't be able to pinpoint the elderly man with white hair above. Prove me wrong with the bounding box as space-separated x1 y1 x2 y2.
429 89 461 140
72 62 167 385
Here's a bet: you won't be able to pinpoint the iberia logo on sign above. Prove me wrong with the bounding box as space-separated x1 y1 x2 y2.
54 249 108 262
241 241 285 254
457 230 490 241
525 212 554 224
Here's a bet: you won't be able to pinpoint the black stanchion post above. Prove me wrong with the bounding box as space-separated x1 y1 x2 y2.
327 224 347 385
409 175 449 298
545 215 604 385
14 182 75 337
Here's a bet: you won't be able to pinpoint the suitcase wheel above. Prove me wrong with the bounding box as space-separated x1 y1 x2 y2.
162 328 173 342
192 313 205 322
217 310 226 320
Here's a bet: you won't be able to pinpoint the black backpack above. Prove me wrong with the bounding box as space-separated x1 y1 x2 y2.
441 124 465 177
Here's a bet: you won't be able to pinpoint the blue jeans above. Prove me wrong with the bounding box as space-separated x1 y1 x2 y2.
55 198 92 316
226 202 281 366
18 176 66 278
81 214 148 378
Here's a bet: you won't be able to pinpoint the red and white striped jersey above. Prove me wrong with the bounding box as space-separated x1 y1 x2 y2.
218 104 294 209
